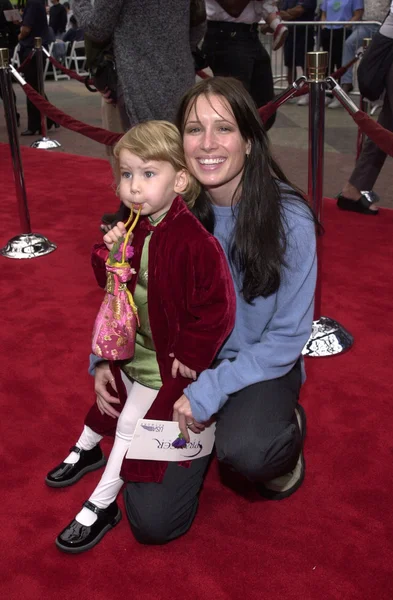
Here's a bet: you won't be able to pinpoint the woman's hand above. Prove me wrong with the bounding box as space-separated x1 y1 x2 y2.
101 87 116 105
169 353 197 381
173 394 205 442
103 221 128 251
94 361 121 418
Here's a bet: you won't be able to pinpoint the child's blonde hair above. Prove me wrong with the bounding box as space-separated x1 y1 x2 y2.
113 120 200 207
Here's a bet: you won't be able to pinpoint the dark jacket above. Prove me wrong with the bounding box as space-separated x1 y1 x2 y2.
49 2 67 35
85 195 236 483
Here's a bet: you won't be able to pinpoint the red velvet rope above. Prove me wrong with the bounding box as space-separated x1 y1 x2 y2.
196 69 210 80
351 110 393 158
16 51 34 73
22 83 122 146
46 54 93 84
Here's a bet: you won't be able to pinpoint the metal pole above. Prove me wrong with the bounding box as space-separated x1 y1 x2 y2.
0 47 31 234
30 37 61 150
0 48 57 259
302 51 354 357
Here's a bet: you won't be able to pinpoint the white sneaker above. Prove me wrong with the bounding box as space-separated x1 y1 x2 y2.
297 94 309 106
328 97 342 109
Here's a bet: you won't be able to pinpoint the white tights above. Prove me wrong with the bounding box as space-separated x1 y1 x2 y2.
74 373 158 526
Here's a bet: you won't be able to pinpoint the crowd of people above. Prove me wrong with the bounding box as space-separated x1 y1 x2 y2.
0 0 392 551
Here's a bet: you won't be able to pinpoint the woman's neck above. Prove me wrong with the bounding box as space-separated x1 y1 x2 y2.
207 186 240 208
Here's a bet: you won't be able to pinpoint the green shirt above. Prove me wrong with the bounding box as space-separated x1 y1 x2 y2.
120 213 167 389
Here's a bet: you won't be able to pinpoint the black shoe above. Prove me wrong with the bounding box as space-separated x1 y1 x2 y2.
257 404 306 501
21 128 40 136
336 192 379 216
56 500 122 554
45 445 106 488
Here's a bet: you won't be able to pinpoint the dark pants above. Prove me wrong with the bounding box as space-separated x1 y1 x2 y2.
19 46 55 132
321 28 350 75
202 21 276 130
350 62 393 191
124 360 303 544
284 27 314 69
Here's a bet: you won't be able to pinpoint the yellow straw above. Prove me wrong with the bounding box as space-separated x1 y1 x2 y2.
122 205 141 263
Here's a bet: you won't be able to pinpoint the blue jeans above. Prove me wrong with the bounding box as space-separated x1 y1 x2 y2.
341 24 380 85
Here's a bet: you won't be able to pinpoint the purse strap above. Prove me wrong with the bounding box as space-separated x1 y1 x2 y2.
122 205 141 263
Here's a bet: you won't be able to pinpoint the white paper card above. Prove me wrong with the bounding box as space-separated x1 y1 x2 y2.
126 419 216 461
3 9 22 22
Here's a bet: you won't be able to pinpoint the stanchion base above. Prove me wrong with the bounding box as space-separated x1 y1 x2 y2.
302 316 354 357
30 137 61 150
0 233 57 259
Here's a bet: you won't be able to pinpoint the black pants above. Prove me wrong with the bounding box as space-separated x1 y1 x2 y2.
19 46 55 132
124 360 302 544
321 28 350 75
202 21 276 130
350 61 393 191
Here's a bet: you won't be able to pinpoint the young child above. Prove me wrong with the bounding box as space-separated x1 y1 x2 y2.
47 121 236 554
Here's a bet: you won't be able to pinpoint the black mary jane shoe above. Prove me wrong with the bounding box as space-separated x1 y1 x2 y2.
336 192 379 216
21 128 40 136
45 445 106 488
56 500 122 554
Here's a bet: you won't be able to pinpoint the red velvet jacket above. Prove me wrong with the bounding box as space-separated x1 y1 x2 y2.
85 195 236 483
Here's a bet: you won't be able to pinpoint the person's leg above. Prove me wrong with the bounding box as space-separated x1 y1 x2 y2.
338 62 393 211
21 51 42 133
202 25 255 90
75 378 158 525
249 35 276 129
214 360 304 497
331 28 345 72
56 377 158 552
123 454 211 545
341 25 377 89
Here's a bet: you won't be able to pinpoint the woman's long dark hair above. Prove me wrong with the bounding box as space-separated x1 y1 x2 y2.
176 76 317 304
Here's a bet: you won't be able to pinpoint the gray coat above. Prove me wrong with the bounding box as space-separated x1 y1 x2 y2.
73 0 196 125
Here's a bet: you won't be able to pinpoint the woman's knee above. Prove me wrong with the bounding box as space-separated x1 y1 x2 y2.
123 485 195 545
216 421 300 482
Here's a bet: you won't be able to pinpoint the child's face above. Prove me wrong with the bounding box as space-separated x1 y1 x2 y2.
118 150 187 221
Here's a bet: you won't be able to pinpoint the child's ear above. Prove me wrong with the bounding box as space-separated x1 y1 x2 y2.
174 169 189 195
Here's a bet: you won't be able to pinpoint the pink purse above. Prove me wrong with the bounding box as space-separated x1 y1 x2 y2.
92 208 141 361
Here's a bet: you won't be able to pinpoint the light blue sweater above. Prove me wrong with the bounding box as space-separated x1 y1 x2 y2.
184 193 317 423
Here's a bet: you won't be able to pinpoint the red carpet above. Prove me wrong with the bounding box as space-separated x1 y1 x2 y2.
1 143 393 600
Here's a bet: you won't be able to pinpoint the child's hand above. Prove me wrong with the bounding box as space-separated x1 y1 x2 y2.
103 221 129 251
169 353 197 380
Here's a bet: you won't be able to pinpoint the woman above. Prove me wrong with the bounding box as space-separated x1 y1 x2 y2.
17 0 56 135
49 77 317 545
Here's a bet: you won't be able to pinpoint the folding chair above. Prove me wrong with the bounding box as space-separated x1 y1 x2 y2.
11 44 20 68
66 41 88 76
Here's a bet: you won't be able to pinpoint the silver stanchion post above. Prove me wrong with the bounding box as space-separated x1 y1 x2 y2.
302 51 354 357
30 37 60 150
0 48 57 259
